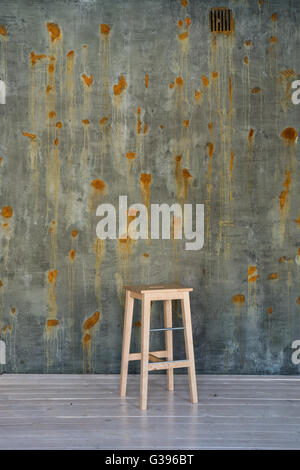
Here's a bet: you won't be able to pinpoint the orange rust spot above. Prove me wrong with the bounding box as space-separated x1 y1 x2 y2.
82 74 93 87
99 116 107 125
2 223 7 228
248 265 258 282
67 50 74 58
281 127 297 143
135 321 141 328
100 24 110 35
145 74 149 88
258 0 263 5
185 17 191 26
48 269 58 284
268 307 273 314
195 90 201 100
23 132 36 140
271 13 277 22
48 63 55 73
208 142 214 158
137 107 141 115
160 125 164 129
232 294 245 304
279 171 291 210
181 0 188 7
48 111 56 119
297 297 300 305
47 319 59 327
175 76 184 87
82 119 90 125
83 311 100 330
294 214 300 226
279 256 286 263
182 168 192 179
55 122 62 129
1 206 13 218
140 173 152 186
54 138 59 146
126 152 136 160
178 20 183 27
72 230 78 238
268 273 278 280
202 75 209 87
208 122 213 132
0 25 7 37
245 40 252 47
46 23 61 42
46 85 52 94
69 249 76 260
137 118 141 135
91 179 106 191
143 253 149 258
113 75 127 96
244 56 249 65
143 123 148 135
230 151 234 173
10 307 16 315
251 87 262 94
7 325 12 332
212 71 218 79
248 128 254 140
30 52 47 67
280 69 296 78
183 120 189 127
270 36 277 44
178 31 188 40
0 280 2 288
169 82 175 89
83 333 91 345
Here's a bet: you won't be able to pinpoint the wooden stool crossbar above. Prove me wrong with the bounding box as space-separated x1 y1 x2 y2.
120 284 198 410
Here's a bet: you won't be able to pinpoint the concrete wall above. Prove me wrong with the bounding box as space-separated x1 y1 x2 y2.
0 0 299 374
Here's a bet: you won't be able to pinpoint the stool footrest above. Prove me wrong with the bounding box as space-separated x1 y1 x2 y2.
128 350 167 361
148 359 189 371
150 327 184 332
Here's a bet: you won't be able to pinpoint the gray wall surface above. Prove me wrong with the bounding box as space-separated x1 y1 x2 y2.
0 0 299 374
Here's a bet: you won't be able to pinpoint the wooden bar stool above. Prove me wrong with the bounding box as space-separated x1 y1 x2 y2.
120 284 198 410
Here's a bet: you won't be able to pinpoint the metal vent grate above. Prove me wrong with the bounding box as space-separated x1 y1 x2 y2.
209 8 233 33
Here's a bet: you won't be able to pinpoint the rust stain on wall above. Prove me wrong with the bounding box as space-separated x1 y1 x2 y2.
47 23 62 42
248 265 258 314
66 50 75 125
140 173 152 210
182 168 192 201
94 238 104 311
82 311 100 373
113 75 127 97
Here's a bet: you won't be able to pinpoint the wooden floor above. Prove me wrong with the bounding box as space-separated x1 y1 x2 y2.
0 373 300 449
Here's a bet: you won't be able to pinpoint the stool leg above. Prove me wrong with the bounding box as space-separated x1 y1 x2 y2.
120 290 134 397
140 293 151 410
164 300 174 391
181 292 198 404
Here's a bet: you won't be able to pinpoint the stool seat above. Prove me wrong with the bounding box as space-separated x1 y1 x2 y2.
124 283 193 293
120 284 198 410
